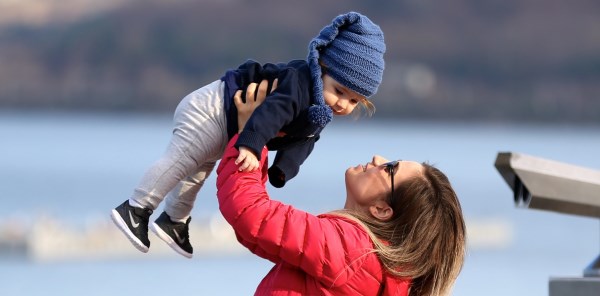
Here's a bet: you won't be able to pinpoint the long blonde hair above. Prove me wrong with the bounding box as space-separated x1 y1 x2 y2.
333 163 466 296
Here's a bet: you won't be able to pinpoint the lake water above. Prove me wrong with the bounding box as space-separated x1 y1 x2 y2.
1 110 599 296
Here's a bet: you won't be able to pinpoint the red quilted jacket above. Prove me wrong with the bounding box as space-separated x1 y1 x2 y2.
216 135 410 296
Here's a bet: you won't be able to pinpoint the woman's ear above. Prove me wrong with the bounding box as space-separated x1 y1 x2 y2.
369 199 393 221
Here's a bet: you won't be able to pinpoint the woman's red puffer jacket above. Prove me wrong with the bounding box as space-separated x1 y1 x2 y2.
216 136 410 296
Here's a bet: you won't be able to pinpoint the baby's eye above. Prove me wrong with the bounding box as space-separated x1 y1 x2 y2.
350 99 359 105
335 88 343 95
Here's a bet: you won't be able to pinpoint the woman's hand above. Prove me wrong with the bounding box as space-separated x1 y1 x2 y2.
234 79 278 172
234 78 278 133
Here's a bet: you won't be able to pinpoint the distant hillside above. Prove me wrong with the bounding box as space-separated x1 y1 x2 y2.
1 0 599 124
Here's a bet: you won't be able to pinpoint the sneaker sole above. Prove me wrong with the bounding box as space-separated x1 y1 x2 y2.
111 209 149 253
150 222 193 259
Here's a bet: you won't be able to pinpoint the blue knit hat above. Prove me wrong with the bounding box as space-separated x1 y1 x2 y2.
307 11 386 127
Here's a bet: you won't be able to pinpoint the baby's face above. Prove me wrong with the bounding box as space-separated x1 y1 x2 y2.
321 74 366 116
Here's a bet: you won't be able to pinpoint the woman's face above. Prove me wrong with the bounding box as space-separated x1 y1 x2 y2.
322 74 366 116
344 155 424 212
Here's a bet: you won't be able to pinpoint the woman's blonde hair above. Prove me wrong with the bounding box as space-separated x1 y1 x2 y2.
319 60 376 118
334 163 466 296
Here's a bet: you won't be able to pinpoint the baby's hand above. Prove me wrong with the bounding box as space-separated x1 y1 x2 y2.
235 146 259 172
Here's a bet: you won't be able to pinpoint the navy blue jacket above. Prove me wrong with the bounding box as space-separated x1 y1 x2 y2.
221 59 326 188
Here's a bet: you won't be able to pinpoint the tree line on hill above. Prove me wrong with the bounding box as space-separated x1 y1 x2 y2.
1 0 599 124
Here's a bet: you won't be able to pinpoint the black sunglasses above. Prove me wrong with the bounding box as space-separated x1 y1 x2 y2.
382 160 400 207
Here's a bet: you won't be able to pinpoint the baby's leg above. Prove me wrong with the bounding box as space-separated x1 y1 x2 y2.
114 79 226 255
130 79 227 211
129 133 201 211
164 160 216 221
112 127 201 253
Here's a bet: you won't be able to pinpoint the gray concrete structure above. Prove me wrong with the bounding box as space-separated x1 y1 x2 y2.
549 278 600 296
494 152 600 295
495 152 600 218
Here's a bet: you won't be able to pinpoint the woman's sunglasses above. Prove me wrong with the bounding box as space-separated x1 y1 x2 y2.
382 160 400 207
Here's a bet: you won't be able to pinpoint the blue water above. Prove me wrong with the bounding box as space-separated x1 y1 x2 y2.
1 111 599 296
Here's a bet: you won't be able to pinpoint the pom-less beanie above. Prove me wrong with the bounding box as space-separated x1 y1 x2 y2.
307 11 386 127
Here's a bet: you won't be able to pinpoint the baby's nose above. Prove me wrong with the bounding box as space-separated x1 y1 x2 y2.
337 98 348 108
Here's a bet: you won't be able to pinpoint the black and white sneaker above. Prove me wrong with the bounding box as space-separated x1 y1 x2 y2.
150 212 193 259
111 200 153 253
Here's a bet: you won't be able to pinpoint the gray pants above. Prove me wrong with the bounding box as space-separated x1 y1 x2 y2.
130 80 228 220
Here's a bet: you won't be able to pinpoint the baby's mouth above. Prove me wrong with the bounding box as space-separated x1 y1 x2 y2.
329 106 343 114
325 103 334 110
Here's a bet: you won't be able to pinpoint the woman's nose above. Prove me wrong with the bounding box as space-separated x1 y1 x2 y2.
372 155 388 165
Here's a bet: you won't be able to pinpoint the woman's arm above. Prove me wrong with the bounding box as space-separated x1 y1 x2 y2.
216 136 371 286
234 79 277 172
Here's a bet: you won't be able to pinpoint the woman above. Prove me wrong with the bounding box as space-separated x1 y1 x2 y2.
216 82 467 296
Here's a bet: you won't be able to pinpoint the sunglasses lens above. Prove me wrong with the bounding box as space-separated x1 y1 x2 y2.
386 161 398 208
384 161 398 173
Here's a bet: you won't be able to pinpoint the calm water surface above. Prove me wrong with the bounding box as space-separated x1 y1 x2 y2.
1 111 599 295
